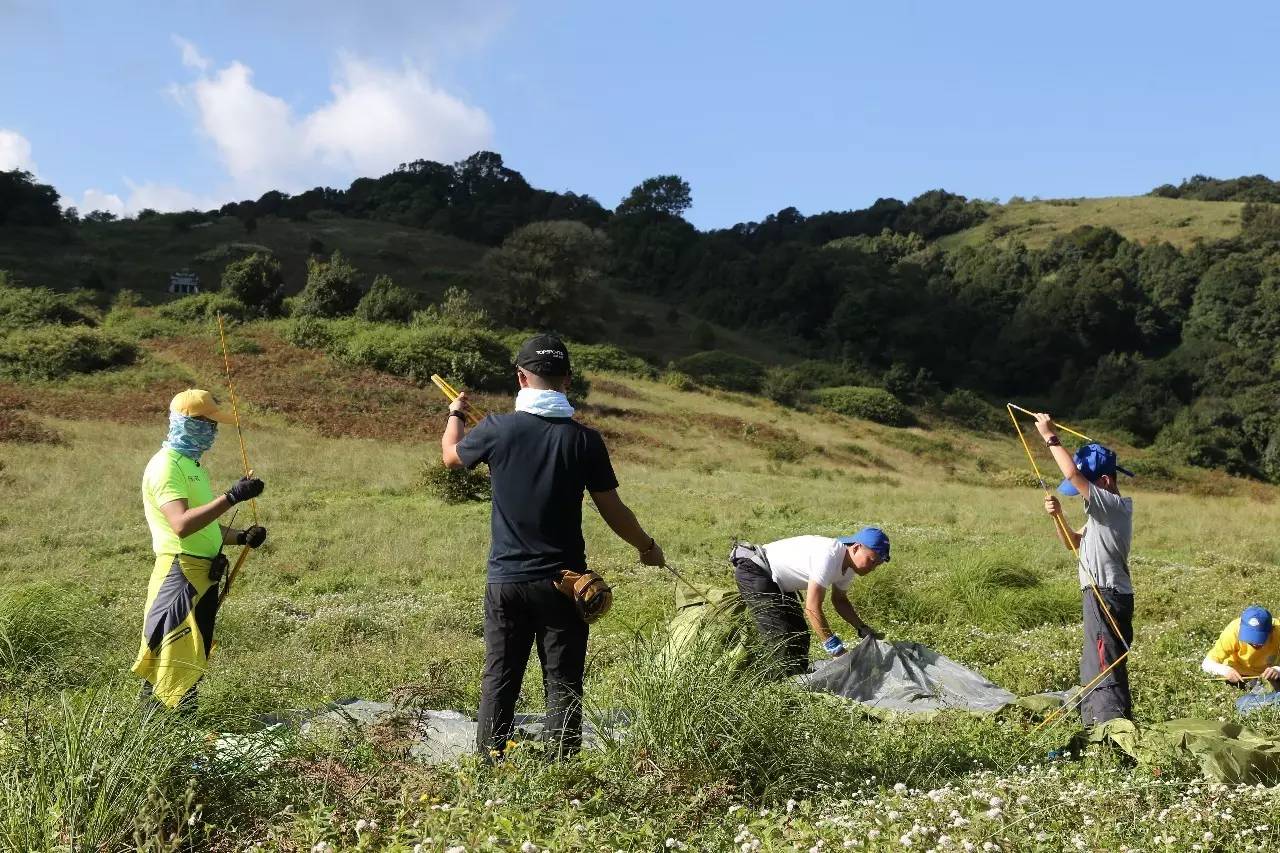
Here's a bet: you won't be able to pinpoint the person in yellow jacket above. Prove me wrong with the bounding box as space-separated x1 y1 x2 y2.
132 389 266 710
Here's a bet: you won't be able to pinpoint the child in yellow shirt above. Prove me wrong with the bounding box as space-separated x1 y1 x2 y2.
1202 606 1280 683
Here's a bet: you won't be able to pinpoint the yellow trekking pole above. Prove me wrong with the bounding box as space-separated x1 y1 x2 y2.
431 374 487 425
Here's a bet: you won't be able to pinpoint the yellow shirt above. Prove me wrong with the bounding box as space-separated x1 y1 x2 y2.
1207 618 1280 677
141 448 222 557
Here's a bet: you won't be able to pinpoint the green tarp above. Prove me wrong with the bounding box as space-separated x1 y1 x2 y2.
1073 717 1280 784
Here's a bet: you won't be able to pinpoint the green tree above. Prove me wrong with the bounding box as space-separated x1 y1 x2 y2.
221 252 285 317
616 175 692 218
296 250 361 318
355 274 417 323
0 169 62 226
483 221 609 327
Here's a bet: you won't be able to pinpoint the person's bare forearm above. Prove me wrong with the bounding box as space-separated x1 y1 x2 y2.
172 497 231 539
832 594 868 632
441 416 466 468
596 496 651 550
1048 512 1079 551
804 586 835 641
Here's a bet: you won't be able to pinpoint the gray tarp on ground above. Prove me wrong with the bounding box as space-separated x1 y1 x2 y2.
800 634 1021 713
297 699 602 765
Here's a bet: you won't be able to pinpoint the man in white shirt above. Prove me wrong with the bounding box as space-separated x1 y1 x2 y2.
729 528 890 675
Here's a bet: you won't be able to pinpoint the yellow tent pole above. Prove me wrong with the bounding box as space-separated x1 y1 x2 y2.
1007 403 1094 444
1007 404 1133 732
430 374 487 424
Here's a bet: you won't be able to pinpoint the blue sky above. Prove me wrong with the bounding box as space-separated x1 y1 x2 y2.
2 0 1279 229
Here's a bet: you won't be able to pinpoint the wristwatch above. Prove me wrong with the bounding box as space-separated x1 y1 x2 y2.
1045 435 1061 447
449 410 467 420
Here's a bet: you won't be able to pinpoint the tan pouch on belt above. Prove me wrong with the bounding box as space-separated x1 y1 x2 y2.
554 569 614 624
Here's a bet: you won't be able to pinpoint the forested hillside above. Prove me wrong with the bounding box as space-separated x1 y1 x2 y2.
4 155 1280 480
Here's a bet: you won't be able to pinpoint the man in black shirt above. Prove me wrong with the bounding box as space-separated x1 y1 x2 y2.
442 333 665 758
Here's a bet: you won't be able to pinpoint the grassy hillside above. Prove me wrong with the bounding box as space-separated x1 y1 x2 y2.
0 215 783 366
3 324 1280 848
939 195 1248 250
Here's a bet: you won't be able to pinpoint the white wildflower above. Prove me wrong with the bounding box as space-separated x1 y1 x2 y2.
521 843 537 853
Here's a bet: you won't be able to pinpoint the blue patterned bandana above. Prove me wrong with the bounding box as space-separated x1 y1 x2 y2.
163 412 217 461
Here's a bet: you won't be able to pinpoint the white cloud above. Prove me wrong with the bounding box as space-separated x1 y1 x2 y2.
173 34 210 72
76 181 216 217
79 188 126 216
0 129 36 172
174 40 493 197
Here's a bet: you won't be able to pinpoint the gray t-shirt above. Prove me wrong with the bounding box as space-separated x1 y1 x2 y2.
1077 486 1133 593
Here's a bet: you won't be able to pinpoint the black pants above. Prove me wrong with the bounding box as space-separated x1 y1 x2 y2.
1080 588 1135 726
732 556 809 675
475 577 588 758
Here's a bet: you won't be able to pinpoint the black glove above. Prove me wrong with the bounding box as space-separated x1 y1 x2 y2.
236 525 268 548
225 477 264 505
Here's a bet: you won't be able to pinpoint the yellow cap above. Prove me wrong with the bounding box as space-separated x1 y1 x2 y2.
169 389 235 423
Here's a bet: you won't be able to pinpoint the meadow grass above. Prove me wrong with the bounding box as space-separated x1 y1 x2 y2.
3 347 1280 848
939 195 1249 250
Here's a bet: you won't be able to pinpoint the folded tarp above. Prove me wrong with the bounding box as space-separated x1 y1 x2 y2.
1074 717 1280 784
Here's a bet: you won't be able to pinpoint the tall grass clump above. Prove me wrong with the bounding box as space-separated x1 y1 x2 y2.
0 325 138 380
0 585 107 690
0 688 278 851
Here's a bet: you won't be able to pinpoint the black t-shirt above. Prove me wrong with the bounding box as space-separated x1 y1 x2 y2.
456 412 619 583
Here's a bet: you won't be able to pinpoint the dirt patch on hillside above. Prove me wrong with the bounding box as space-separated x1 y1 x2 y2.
0 385 64 444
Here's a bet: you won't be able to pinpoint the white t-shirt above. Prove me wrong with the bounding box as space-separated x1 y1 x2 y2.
761 535 853 594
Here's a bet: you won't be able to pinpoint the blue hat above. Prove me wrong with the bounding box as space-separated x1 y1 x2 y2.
1058 443 1135 496
837 527 890 563
1239 606 1273 646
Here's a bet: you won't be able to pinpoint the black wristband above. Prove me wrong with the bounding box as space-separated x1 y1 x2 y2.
235 529 247 546
640 537 655 554
449 410 467 420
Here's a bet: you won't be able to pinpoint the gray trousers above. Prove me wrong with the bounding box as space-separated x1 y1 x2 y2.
1080 588 1134 726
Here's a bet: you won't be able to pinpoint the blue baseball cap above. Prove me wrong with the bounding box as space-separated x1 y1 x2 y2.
1239 606 1273 646
1058 443 1135 496
837 527 890 563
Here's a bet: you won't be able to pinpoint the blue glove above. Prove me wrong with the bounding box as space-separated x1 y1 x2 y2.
823 634 846 656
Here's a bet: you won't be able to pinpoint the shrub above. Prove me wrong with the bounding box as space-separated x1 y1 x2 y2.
295 250 361 318
155 292 251 324
355 274 418 323
761 366 804 406
940 388 1007 432
101 307 185 340
418 460 491 503
789 359 860 389
220 252 285 317
571 343 656 378
412 286 490 329
812 385 914 426
339 324 512 390
0 283 98 331
673 350 765 393
0 326 137 380
663 370 697 391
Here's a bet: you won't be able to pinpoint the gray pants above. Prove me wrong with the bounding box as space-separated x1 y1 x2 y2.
1080 588 1134 726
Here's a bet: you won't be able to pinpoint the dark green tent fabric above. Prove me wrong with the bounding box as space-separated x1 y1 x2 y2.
1072 717 1280 784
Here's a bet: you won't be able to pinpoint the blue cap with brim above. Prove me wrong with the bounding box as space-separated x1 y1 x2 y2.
1058 442 1135 496
1240 606 1273 646
837 527 890 563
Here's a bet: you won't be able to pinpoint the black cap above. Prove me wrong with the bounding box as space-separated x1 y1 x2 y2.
515 333 571 377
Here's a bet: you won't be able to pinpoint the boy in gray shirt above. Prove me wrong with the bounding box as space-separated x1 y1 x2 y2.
1035 413 1135 725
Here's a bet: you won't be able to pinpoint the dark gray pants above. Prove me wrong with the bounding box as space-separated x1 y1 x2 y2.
1080 588 1134 726
732 555 809 675
475 577 588 759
